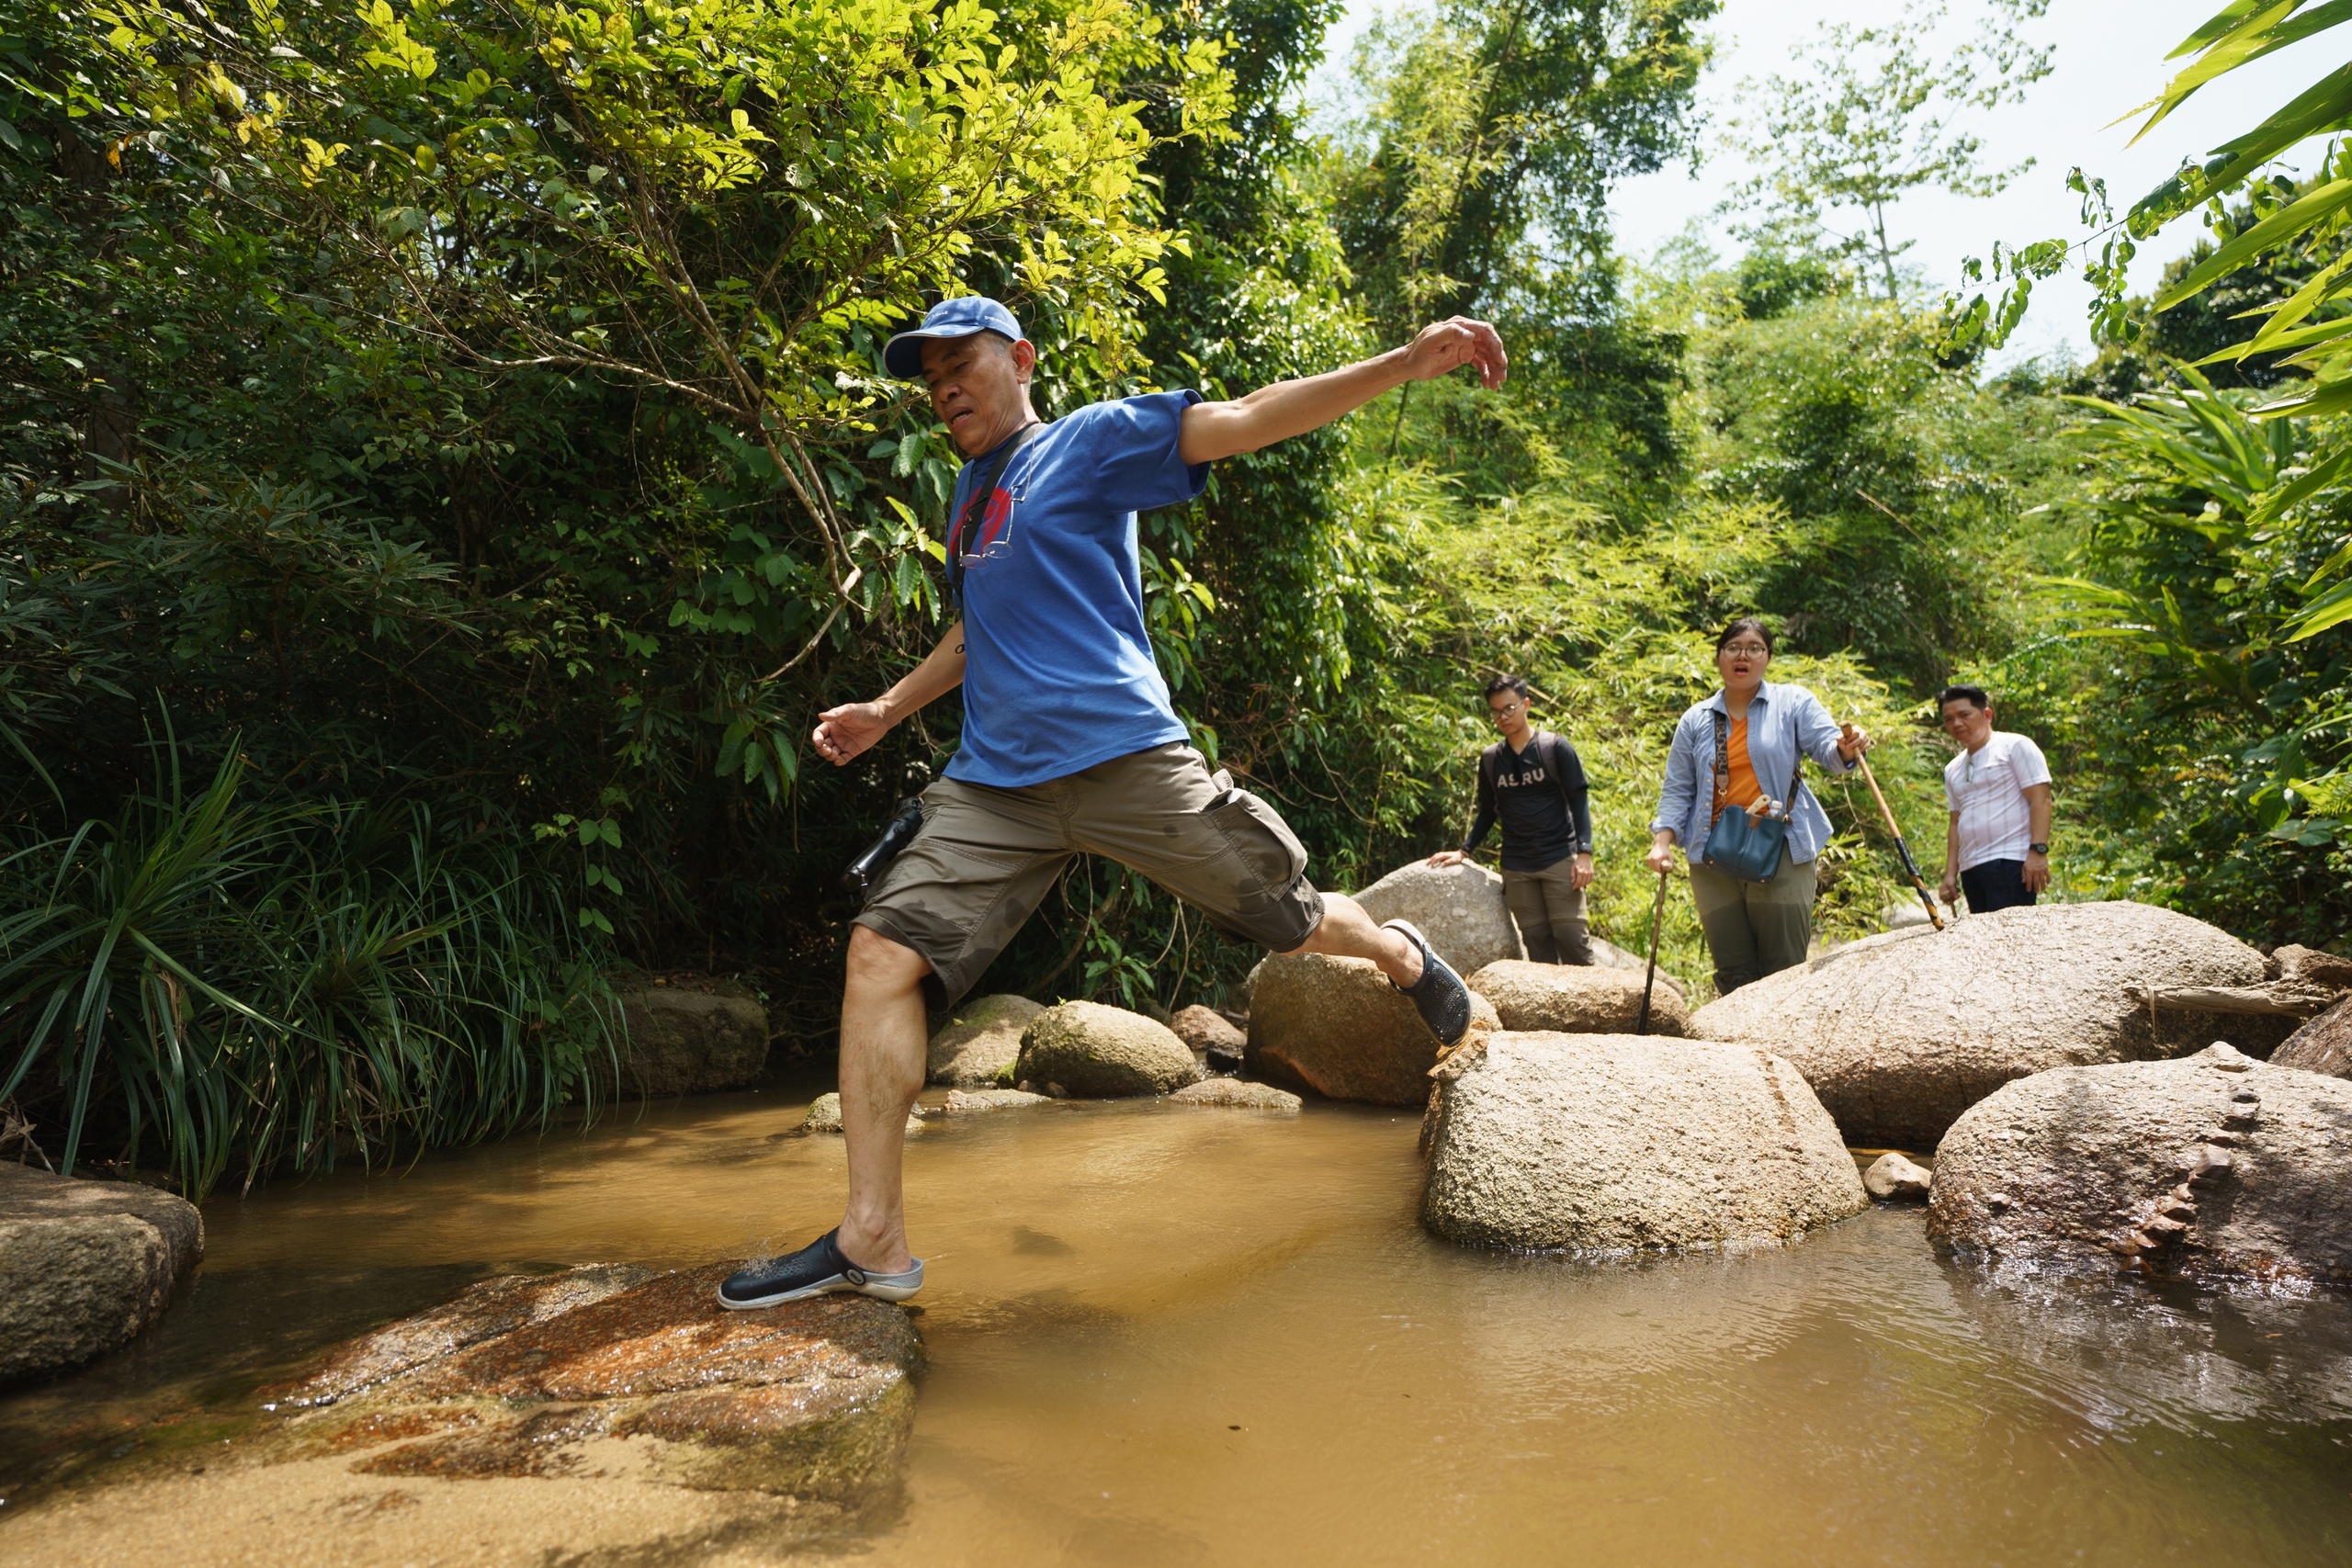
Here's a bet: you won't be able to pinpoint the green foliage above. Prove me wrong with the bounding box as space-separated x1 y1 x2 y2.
0 739 608 1198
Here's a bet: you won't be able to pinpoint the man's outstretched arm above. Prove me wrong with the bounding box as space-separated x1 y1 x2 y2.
1178 317 1508 466
813 622 967 766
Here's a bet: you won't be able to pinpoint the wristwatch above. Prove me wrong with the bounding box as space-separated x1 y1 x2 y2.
2028 841 2050 855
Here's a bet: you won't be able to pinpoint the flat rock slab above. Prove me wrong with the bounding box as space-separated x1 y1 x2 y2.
927 994 1044 1089
0 1164 204 1383
1015 1001 1199 1098
1689 900 2290 1148
1467 959 1690 1036
800 1093 922 1135
1928 1043 2352 1286
1168 1078 1302 1111
942 1088 1053 1113
259 1263 922 1501
1351 861 1524 976
1247 953 1499 1105
1421 1032 1867 1252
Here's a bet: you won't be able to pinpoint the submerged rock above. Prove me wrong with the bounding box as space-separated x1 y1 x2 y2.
2272 993 2352 1078
1014 1001 1199 1098
0 1165 205 1383
1862 1152 1932 1201
1421 1032 1866 1251
1466 959 1690 1036
1169 1005 1248 1073
926 995 1045 1089
588 980 771 1097
1928 1043 2352 1286
1351 861 1524 977
1689 900 2293 1147
942 1088 1052 1113
1167 1078 1302 1112
260 1263 921 1501
1247 953 1500 1105
800 1093 923 1135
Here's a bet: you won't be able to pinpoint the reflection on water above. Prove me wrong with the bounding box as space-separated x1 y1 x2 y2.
4 1073 2349 1565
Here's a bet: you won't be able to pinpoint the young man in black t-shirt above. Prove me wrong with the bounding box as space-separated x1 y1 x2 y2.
1427 675 1595 964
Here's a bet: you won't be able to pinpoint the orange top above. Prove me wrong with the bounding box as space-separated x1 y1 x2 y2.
1714 716 1763 822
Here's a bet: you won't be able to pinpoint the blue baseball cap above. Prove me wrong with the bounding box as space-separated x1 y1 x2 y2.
882 297 1023 379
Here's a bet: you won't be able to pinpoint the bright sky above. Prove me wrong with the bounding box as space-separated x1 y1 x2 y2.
1303 0 2340 368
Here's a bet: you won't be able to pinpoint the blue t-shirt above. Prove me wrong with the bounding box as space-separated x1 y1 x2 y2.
944 390 1208 788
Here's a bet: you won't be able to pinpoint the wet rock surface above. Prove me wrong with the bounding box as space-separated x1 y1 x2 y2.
1690 901 2291 1148
1014 1001 1200 1098
800 1093 923 1135
1862 1152 1932 1201
1167 1078 1302 1111
2273 992 2352 1077
926 994 1045 1089
1169 1004 1248 1073
0 1164 205 1383
1420 1032 1866 1251
589 979 771 1097
1247 953 1499 1105
1466 959 1689 1036
1351 861 1524 976
942 1088 1052 1113
1928 1043 2352 1285
259 1263 922 1501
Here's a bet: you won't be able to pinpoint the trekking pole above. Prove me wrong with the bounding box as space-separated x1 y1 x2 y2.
1852 750 1946 931
1636 867 1669 1035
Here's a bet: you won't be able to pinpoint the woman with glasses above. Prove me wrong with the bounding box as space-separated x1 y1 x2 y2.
1644 618 1873 995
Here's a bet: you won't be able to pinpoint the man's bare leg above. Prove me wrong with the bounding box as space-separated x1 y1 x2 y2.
834 924 929 1274
1286 892 1424 985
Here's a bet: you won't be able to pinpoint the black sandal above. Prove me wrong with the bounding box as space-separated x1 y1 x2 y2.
1382 919 1473 1047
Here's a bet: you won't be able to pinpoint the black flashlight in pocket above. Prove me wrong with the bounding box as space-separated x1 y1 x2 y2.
841 796 926 904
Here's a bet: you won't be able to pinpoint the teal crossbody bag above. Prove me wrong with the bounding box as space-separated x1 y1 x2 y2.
1701 709 1803 884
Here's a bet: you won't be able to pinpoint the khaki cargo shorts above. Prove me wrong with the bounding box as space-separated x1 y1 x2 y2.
854 742 1325 1009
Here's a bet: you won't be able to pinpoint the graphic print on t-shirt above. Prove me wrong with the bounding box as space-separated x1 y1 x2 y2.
958 454 1036 570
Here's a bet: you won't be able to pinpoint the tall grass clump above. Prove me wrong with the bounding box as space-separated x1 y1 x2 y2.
0 743 614 1199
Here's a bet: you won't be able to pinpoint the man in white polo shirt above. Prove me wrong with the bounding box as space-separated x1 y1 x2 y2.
1935 683 2052 914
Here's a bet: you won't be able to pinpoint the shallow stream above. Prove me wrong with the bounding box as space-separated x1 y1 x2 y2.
4 1075 2350 1564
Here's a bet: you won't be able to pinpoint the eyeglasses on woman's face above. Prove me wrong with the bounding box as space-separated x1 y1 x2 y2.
1718 642 1770 660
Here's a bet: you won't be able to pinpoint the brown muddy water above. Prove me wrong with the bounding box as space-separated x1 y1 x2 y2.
3 1073 2350 1566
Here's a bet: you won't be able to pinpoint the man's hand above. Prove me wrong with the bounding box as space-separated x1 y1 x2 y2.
1426 848 1466 868
2022 850 2051 893
1571 852 1594 891
813 700 894 766
1837 722 1873 762
1939 874 1959 908
1401 317 1509 390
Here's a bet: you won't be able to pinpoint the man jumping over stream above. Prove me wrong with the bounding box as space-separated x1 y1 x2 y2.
718 295 1508 1308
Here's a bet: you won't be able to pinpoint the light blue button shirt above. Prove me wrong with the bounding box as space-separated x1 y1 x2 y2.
1651 682 1857 865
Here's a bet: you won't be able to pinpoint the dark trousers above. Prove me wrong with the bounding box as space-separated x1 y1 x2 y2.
1961 858 2037 914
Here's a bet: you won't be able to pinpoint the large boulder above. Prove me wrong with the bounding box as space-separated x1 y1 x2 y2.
1688 901 2291 1148
257 1263 921 1499
1013 1001 1200 1098
587 979 770 1096
1420 1032 1867 1251
2272 992 2352 1078
1246 953 1500 1105
1928 1043 2352 1286
1586 935 1688 1000
1350 861 1524 976
925 994 1043 1088
0 1165 205 1383
1466 959 1689 1036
